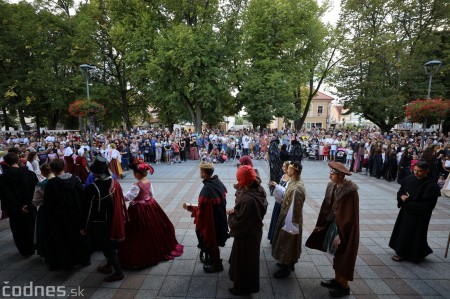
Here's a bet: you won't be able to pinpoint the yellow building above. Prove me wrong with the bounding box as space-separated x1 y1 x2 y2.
270 90 334 130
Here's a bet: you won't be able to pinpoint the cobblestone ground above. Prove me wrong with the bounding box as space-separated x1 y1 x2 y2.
0 159 449 298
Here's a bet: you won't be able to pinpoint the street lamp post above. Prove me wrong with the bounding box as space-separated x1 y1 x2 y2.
79 64 96 154
421 60 442 149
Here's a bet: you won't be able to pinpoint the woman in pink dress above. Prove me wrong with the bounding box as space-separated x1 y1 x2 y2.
119 162 183 269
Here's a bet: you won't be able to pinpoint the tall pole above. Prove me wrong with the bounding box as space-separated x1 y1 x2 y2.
422 60 442 151
80 64 96 157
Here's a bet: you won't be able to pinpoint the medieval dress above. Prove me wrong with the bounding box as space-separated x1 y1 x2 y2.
119 181 183 268
268 140 283 195
267 177 289 242
388 174 440 262
305 180 359 281
228 183 268 295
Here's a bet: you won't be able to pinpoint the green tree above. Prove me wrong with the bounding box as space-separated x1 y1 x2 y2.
336 0 449 132
238 0 330 130
144 0 237 133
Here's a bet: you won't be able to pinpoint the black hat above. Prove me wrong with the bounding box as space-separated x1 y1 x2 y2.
90 156 109 175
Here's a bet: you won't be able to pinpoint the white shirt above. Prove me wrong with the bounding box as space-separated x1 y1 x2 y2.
64 146 73 156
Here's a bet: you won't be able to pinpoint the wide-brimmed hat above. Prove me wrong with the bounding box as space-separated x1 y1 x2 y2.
90 156 109 175
328 162 352 176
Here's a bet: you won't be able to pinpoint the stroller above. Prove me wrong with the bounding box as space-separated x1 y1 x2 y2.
335 147 347 162
308 144 319 160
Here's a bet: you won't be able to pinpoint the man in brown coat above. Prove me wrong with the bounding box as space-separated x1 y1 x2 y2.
306 162 359 298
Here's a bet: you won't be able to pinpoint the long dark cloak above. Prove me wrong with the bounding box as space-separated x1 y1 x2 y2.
0 167 37 256
228 183 267 294
42 174 88 270
388 175 440 262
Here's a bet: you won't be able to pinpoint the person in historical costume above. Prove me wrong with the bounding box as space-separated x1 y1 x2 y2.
271 161 305 278
63 142 75 174
227 165 268 296
352 142 363 173
73 145 90 184
389 161 440 263
397 147 413 183
383 143 398 182
107 143 124 179
370 142 383 178
42 159 89 270
184 161 228 273
32 163 54 261
81 156 129 282
268 138 283 196
268 160 290 243
289 139 303 163
119 161 183 268
306 162 359 298
421 143 438 179
0 152 38 256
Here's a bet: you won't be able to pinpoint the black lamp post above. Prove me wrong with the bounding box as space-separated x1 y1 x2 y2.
79 64 96 152
421 60 442 149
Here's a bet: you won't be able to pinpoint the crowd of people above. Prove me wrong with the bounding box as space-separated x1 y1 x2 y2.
0 125 447 296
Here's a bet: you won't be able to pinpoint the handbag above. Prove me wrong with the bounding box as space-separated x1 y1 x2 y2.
282 191 299 235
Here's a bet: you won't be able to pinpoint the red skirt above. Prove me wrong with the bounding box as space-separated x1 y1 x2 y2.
119 198 183 269
189 147 199 160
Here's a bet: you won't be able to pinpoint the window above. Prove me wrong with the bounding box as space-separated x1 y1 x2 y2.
318 106 323 115
315 123 322 128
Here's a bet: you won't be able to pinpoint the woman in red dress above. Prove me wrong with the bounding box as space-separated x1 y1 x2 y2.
119 162 183 269
72 145 89 184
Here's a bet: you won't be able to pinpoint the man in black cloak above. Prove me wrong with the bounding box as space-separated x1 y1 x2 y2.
389 161 440 263
289 139 303 163
268 138 283 196
42 158 89 270
0 152 37 256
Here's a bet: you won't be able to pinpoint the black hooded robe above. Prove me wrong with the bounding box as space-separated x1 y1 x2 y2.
268 141 283 194
0 167 37 256
42 174 89 270
388 175 440 262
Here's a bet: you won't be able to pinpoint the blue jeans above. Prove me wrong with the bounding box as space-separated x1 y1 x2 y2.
121 157 130 170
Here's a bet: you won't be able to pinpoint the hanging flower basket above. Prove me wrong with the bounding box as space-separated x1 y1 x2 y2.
405 98 450 125
68 99 106 119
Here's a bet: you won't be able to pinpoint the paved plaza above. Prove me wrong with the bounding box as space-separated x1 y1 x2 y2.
0 159 449 298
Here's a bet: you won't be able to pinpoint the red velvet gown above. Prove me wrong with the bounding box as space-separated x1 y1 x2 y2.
119 181 183 268
73 156 89 184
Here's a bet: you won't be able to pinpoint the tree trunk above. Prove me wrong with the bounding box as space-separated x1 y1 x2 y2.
18 109 28 131
1 106 9 129
47 112 58 130
122 91 131 130
194 105 202 134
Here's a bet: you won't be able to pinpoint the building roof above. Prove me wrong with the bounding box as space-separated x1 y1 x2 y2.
314 90 334 101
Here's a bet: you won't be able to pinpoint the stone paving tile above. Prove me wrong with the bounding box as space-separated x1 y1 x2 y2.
403 279 440 296
186 276 217 297
383 278 419 295
158 275 190 297
364 279 396 295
